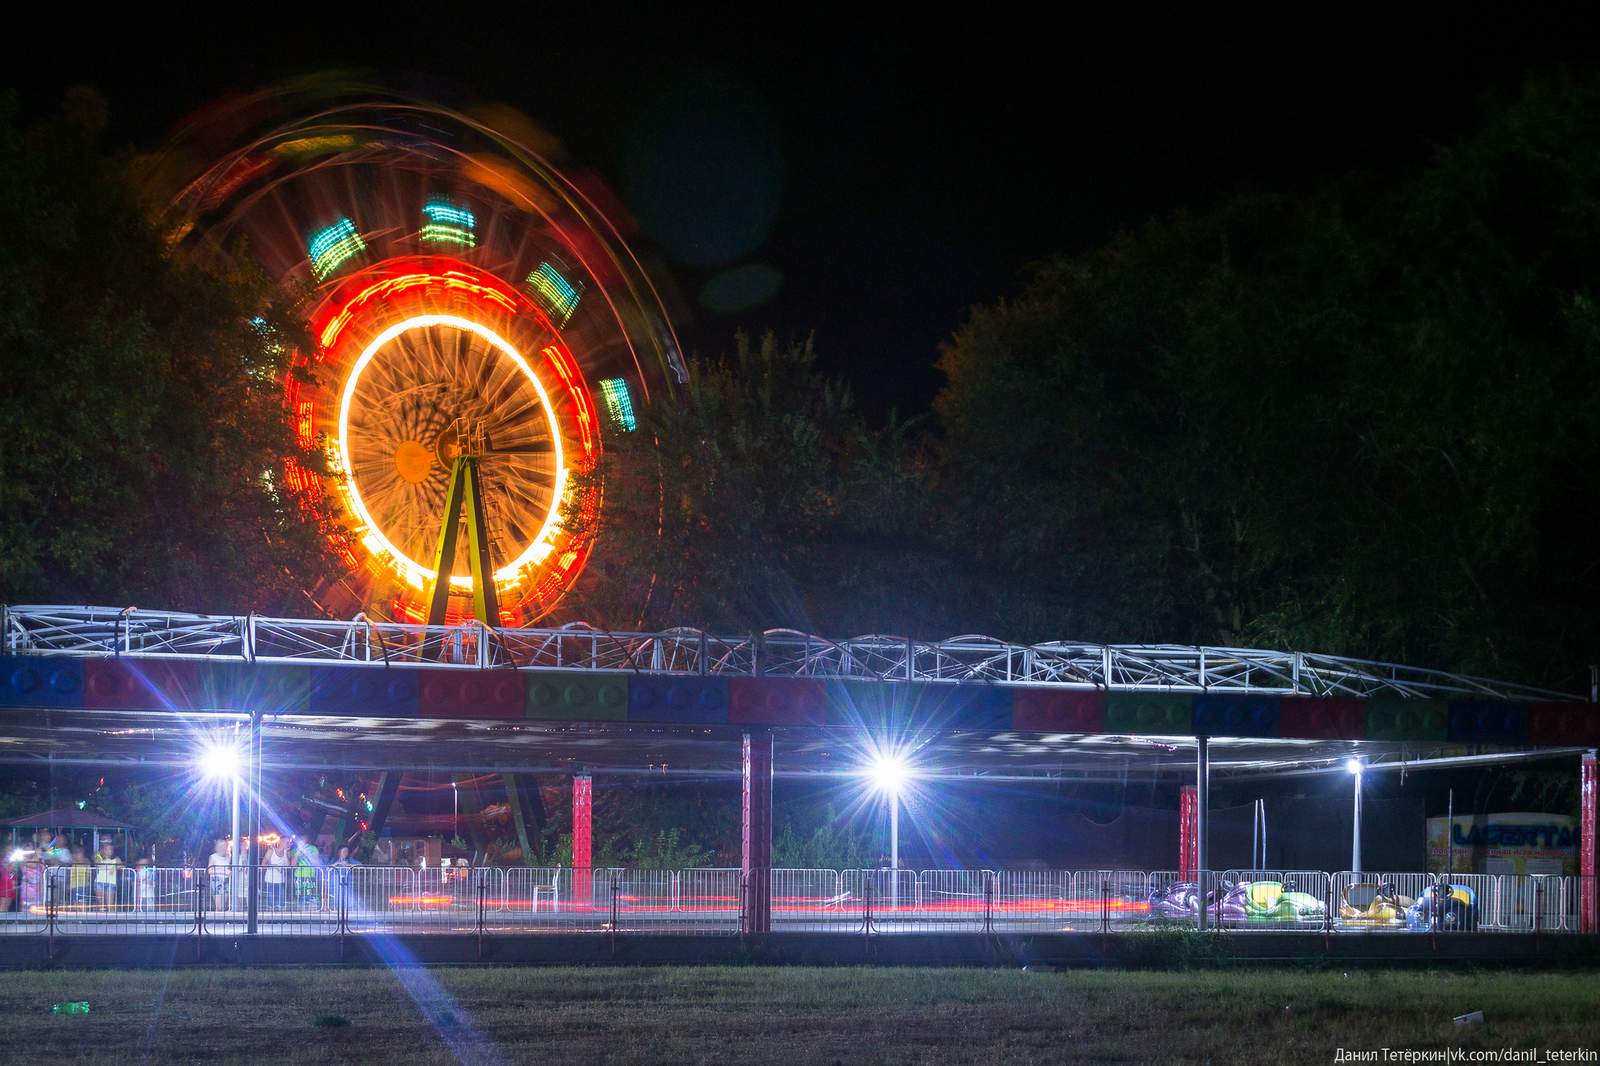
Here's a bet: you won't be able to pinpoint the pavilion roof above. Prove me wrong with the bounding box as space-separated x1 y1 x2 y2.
0 808 138 830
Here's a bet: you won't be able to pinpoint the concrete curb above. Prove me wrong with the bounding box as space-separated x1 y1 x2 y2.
3 932 1598 969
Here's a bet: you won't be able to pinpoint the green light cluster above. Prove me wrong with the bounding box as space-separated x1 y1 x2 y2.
308 219 366 280
599 377 637 431
525 262 583 326
421 198 475 247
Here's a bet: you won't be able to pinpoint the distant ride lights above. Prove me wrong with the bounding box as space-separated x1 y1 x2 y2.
158 80 683 626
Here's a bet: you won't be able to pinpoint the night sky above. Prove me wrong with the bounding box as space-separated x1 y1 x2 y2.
9 10 1587 417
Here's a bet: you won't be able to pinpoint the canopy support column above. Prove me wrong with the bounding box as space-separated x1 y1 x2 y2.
1582 750 1596 934
742 732 773 934
573 774 593 904
246 709 261 935
1179 785 1198 879
1196 736 1210 931
451 773 490 859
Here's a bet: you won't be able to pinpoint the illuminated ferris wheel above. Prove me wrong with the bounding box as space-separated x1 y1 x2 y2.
158 80 683 625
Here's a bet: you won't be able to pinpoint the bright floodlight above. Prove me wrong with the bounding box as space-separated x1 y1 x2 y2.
198 742 241 781
867 752 911 794
1345 758 1362 776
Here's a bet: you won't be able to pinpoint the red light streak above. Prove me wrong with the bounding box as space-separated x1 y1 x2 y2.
539 343 599 458
295 401 315 449
392 595 426 624
198 155 274 210
282 458 318 494
316 265 520 353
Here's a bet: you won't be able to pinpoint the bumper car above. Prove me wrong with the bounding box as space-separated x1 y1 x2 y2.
1147 880 1206 919
1220 880 1327 922
1405 883 1478 931
1337 880 1414 927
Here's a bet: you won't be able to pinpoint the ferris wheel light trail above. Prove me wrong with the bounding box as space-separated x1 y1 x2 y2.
526 262 583 325
336 313 568 591
309 219 366 280
599 378 637 432
162 85 680 624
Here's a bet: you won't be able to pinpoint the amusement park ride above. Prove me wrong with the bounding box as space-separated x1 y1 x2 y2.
0 82 1596 935
156 79 680 628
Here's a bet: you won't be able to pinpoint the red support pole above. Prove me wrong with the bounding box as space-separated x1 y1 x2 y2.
1581 752 1596 934
573 774 593 906
742 733 773 934
1179 786 1198 879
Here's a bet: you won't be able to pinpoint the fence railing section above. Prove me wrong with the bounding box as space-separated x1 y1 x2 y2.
0 865 1592 936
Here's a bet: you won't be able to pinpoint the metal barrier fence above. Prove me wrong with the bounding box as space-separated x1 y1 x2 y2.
0 865 1593 937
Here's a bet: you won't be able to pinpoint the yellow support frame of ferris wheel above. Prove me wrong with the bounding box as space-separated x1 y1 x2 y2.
425 456 502 632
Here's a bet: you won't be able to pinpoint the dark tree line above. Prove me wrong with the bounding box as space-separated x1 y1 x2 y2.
0 90 344 614
564 74 1600 693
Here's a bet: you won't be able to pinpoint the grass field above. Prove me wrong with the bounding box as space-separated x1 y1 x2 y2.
0 966 1596 1064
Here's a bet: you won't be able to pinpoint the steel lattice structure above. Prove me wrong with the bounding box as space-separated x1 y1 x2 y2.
1 606 1576 700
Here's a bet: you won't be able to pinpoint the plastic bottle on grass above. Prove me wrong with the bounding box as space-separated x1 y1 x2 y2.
50 1002 89 1015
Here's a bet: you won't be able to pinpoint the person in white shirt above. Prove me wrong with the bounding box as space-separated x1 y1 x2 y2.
134 857 156 913
207 839 231 913
263 839 289 909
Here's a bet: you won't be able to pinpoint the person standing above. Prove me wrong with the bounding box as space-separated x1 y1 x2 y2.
329 846 360 917
294 839 321 910
263 839 289 910
133 857 156 913
207 838 231 913
92 840 122 909
44 832 70 906
68 846 93 906
19 832 43 908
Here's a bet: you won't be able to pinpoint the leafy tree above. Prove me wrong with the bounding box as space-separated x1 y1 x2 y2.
936 193 1376 648
0 89 343 612
625 827 714 870
772 805 872 870
1325 73 1600 684
559 331 953 636
935 72 1600 690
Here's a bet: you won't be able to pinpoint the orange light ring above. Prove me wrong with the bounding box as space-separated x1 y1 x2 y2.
287 257 602 619
338 313 568 591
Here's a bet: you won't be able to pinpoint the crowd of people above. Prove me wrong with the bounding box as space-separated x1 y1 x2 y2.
0 830 385 913
0 830 147 911
203 836 367 912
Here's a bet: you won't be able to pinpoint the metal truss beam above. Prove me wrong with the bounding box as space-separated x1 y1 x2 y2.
2 605 1577 700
